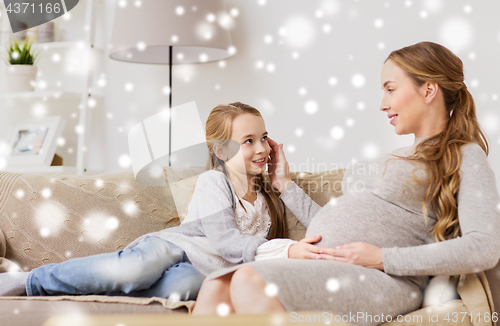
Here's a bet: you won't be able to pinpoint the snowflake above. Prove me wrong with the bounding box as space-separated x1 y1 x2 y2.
330 126 344 140
304 101 318 114
362 144 379 160
266 63 276 72
326 278 340 292
15 189 25 199
124 82 134 92
57 137 66 146
123 201 138 216
351 74 366 88
118 154 131 168
374 19 384 28
217 303 230 316
423 0 443 13
175 6 184 15
168 292 180 302
282 16 316 49
328 76 338 86
439 18 473 53
41 188 52 198
265 283 279 297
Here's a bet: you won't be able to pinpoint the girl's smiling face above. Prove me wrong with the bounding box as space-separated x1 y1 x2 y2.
224 113 270 176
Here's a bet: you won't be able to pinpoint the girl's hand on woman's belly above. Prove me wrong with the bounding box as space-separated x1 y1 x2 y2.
288 235 339 259
315 242 385 271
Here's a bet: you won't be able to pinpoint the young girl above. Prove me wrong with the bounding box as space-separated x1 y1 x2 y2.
0 102 301 300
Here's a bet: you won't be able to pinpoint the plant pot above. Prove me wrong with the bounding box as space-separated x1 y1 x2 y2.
5 65 38 92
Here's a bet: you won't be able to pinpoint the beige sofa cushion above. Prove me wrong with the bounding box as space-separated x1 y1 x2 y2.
0 169 186 271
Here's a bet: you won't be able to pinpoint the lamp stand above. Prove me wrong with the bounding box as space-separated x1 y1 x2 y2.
169 45 172 167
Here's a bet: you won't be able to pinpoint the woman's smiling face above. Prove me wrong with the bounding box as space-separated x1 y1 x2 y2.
380 59 428 136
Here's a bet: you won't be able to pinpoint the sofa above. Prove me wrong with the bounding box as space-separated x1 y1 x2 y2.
0 167 498 326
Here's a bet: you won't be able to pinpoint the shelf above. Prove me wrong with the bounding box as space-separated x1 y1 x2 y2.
1 166 78 174
0 91 102 100
0 0 103 175
31 41 104 51
1 165 105 175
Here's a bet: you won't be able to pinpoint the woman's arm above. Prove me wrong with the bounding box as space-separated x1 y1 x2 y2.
317 143 500 275
279 182 322 228
382 143 500 276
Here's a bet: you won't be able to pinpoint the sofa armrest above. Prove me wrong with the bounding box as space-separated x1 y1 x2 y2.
484 260 500 326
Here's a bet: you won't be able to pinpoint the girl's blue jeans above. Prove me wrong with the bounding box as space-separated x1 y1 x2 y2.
26 236 205 300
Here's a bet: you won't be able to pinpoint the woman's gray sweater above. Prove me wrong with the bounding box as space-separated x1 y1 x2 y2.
284 136 500 284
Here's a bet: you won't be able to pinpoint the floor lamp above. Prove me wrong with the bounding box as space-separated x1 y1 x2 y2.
109 0 233 167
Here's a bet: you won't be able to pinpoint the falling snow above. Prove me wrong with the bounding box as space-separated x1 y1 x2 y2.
1 1 499 244
351 74 366 88
439 18 473 53
330 126 344 140
265 283 279 297
304 101 318 114
118 154 131 168
281 16 316 49
326 278 340 292
217 303 230 316
423 0 443 13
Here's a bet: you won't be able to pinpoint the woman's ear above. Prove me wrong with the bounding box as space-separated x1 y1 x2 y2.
423 82 440 105
213 144 228 161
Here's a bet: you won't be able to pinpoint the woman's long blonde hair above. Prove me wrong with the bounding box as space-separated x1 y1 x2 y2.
385 41 489 242
205 102 287 239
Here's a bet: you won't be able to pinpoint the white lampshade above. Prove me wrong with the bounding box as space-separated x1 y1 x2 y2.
109 0 233 64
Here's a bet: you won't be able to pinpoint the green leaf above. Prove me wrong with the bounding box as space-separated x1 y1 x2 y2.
4 38 39 65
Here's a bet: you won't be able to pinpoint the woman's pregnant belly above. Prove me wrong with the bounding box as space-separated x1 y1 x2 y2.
305 192 433 249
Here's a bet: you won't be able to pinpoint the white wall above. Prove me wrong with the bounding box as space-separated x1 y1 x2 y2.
3 0 500 188
97 0 500 188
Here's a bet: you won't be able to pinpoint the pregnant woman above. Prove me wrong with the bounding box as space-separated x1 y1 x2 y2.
191 41 500 324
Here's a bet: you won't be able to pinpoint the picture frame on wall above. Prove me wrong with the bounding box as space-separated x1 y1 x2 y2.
5 116 66 167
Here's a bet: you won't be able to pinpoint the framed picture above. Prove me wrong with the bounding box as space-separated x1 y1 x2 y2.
6 116 66 167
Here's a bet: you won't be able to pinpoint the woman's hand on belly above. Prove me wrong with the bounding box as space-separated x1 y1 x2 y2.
288 235 338 259
316 242 384 271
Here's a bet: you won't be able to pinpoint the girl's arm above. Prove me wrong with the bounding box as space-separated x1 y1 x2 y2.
255 236 340 260
189 171 268 264
382 143 500 276
267 137 322 228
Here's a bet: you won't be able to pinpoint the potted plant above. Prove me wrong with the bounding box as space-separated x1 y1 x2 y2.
3 38 41 92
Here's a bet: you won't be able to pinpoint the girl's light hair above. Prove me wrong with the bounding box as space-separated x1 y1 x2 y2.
205 102 287 239
384 41 489 242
